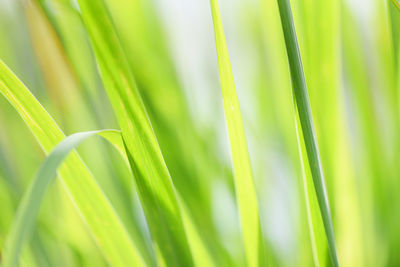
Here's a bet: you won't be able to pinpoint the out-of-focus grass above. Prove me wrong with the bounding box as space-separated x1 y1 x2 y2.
0 0 399 266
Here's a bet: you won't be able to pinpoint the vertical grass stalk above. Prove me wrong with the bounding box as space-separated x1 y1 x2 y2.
76 0 194 265
276 0 339 265
210 0 266 266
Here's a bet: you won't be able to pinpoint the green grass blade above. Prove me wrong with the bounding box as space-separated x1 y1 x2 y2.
294 110 329 267
102 3 228 263
177 195 217 267
2 129 124 267
0 59 146 267
276 0 339 266
75 0 193 265
108 131 218 267
209 1 265 266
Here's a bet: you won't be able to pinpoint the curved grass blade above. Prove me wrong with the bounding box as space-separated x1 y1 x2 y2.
209 1 266 266
24 2 156 264
2 130 125 267
75 0 193 265
0 59 145 267
276 0 339 266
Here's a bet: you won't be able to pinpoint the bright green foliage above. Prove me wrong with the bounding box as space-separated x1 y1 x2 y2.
294 112 329 267
76 0 193 266
1 0 400 266
0 60 144 266
276 0 338 266
2 130 124 267
209 0 266 266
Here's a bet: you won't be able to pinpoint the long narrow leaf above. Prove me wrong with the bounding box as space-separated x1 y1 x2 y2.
25 1 156 264
0 59 145 267
75 1 193 266
2 130 124 267
294 110 329 267
209 1 266 266
275 0 339 266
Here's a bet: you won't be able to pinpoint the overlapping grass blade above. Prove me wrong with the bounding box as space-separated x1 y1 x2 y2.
178 195 217 267
209 0 266 266
0 59 145 267
24 2 156 264
33 0 220 264
76 0 193 265
2 129 125 267
276 0 339 266
102 4 229 263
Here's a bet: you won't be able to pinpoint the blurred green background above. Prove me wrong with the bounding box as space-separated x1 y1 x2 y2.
0 0 399 266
